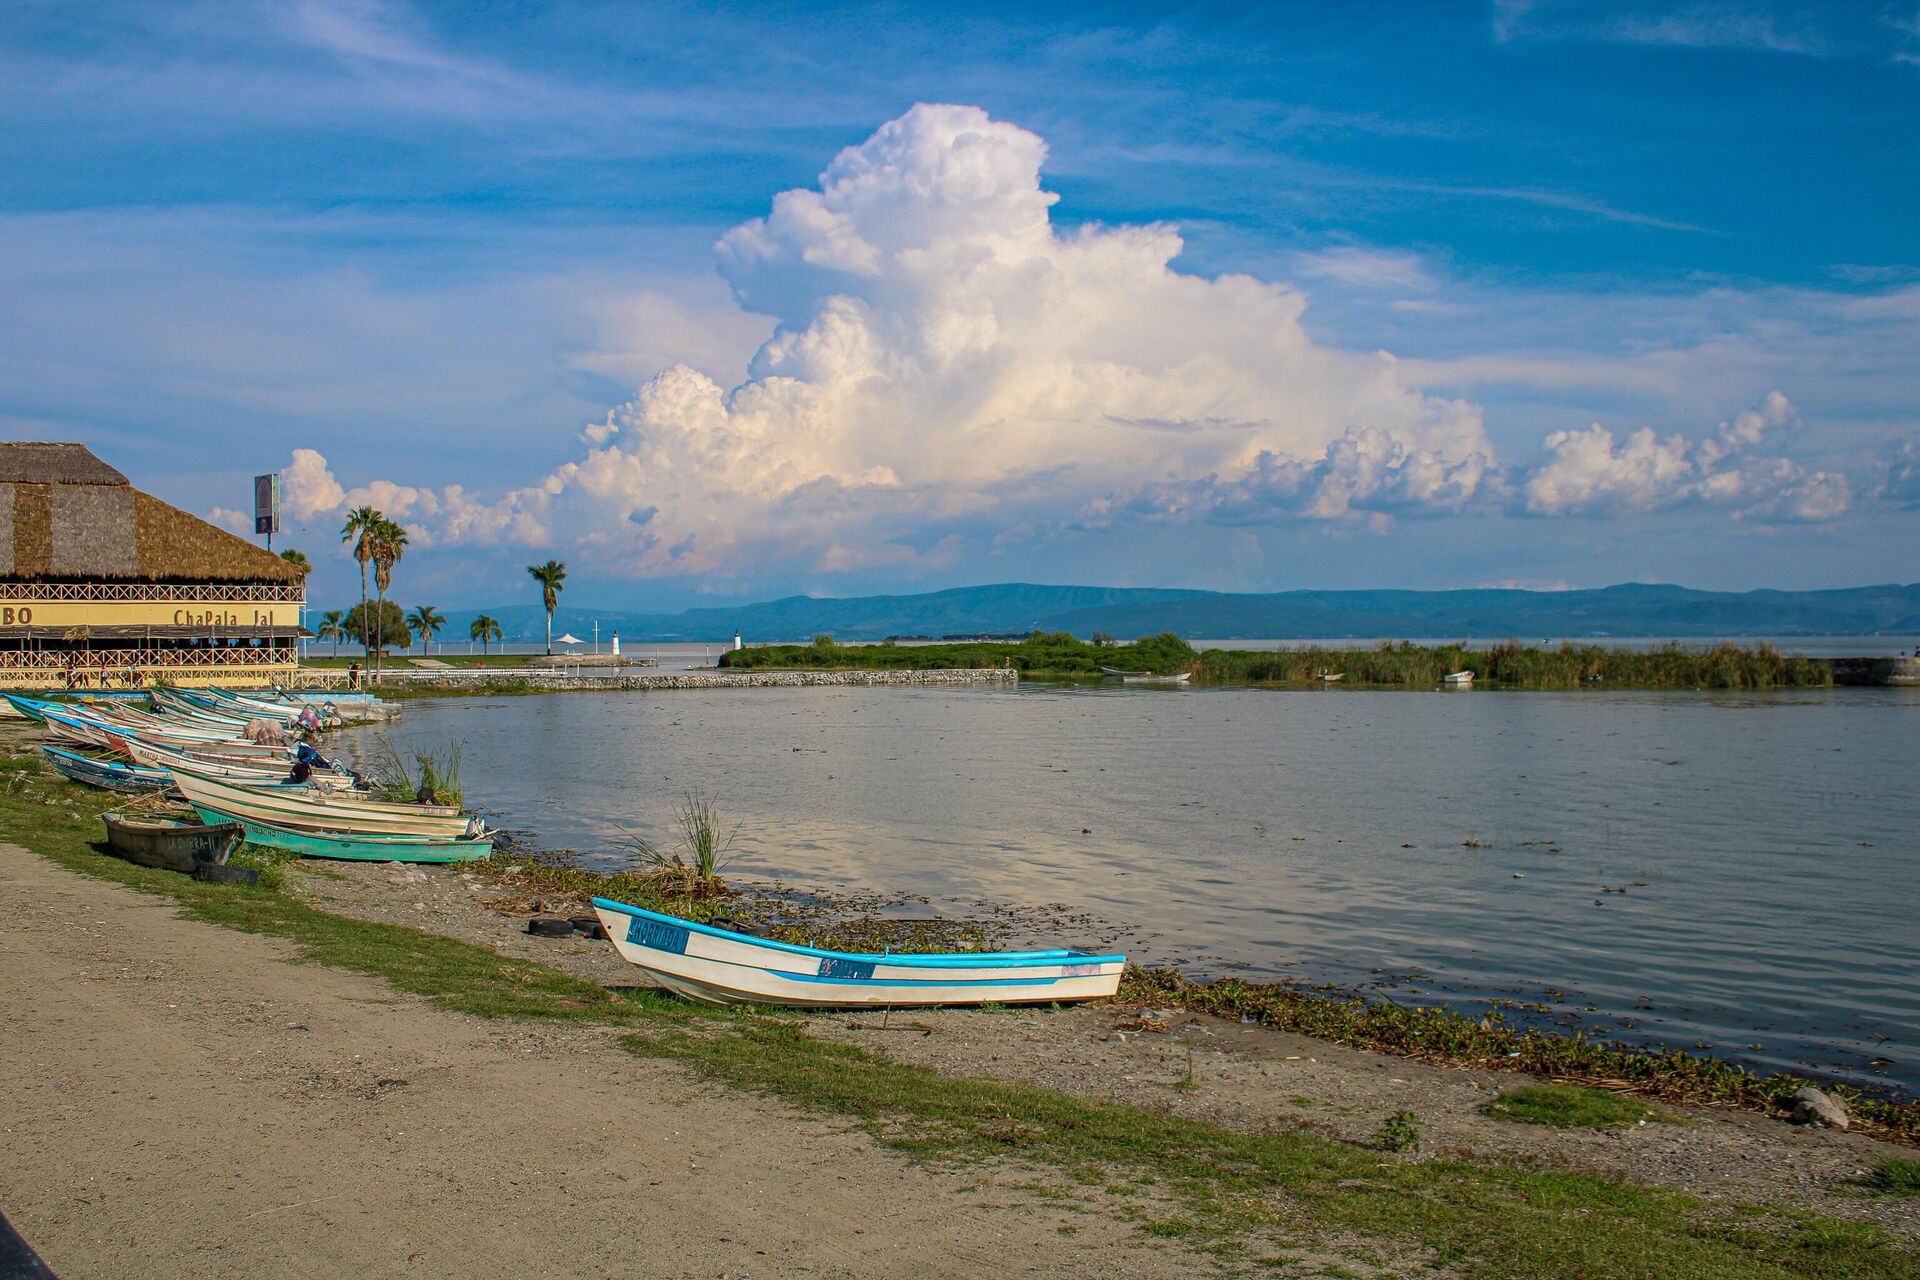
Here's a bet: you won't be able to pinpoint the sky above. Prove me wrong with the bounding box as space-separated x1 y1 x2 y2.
2 0 1917 613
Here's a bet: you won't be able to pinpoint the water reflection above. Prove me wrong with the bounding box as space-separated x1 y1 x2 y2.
342 682 1920 1094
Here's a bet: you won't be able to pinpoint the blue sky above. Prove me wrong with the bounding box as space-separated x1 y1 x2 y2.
2 0 1916 612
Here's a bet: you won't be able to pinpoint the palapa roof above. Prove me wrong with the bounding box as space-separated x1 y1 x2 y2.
0 442 298 585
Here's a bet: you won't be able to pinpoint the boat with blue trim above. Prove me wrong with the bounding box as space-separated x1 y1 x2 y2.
591 897 1126 1007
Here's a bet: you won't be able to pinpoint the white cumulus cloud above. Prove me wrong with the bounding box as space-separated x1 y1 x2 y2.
263 104 1864 576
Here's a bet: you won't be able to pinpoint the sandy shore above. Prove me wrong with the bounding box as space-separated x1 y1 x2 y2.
295 857 1920 1240
0 842 1201 1279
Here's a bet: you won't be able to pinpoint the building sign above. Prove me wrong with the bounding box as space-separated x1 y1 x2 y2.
0 599 302 630
254 473 280 536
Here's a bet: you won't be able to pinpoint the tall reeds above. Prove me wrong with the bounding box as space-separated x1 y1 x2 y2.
615 791 737 899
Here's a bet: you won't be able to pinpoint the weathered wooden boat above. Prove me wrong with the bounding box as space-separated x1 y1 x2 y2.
170 768 481 839
40 745 174 793
1442 670 1475 686
187 804 492 863
124 740 347 786
590 897 1127 1008
102 813 244 873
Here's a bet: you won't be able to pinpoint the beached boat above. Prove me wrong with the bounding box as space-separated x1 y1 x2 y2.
590 897 1127 1008
1314 671 1345 683
169 768 481 839
1442 670 1475 686
40 745 174 793
101 813 244 873
124 739 351 786
187 804 492 864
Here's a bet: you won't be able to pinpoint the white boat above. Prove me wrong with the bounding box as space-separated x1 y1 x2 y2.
1099 666 1192 684
592 897 1126 1008
1443 670 1475 686
168 768 480 839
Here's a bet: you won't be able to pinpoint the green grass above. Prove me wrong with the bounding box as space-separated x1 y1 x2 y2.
3 745 1915 1278
716 633 1833 690
1485 1085 1678 1130
1857 1157 1920 1197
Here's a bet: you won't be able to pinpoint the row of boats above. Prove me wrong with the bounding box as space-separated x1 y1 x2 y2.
9 687 494 863
14 685 1126 1009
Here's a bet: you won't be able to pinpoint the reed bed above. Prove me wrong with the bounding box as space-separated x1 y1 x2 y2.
1194 640 1831 689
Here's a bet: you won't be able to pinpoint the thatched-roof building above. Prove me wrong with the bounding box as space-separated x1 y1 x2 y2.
0 443 305 688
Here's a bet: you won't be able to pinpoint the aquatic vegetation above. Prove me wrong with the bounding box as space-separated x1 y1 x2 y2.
722 633 1833 689
1484 1084 1676 1129
1122 969 1919 1142
369 737 464 805
721 630 1198 677
612 791 738 900
1195 639 1831 689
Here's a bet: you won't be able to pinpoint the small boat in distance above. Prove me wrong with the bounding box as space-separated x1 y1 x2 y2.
592 897 1126 1008
1443 670 1475 686
1099 666 1192 684
1314 670 1344 683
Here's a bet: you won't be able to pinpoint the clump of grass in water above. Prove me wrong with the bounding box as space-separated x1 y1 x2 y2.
1486 1084 1678 1129
615 791 737 901
1857 1157 1920 1196
368 737 463 806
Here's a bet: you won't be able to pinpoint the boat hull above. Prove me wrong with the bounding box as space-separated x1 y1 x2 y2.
591 897 1125 1008
189 805 493 863
171 769 479 839
41 745 173 793
102 814 243 874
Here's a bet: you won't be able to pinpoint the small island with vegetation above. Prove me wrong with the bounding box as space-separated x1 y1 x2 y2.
720 632 1835 689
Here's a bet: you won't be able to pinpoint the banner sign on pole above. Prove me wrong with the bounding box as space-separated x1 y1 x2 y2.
253 474 280 536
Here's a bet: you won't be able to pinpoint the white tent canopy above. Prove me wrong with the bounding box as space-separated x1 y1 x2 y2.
554 633 585 645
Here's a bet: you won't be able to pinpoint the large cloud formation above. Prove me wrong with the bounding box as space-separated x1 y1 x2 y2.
275 104 1855 575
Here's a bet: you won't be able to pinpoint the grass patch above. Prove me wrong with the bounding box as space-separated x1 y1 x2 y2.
1857 1157 1920 1197
1485 1085 1677 1130
1124 969 1920 1142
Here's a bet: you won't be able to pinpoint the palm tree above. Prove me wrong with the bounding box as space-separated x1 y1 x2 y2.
369 518 409 673
278 548 312 582
526 560 567 655
317 610 346 658
340 506 381 658
469 614 502 656
407 605 445 656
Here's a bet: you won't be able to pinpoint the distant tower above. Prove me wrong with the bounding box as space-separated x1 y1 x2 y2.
733 632 743 651
611 632 620 657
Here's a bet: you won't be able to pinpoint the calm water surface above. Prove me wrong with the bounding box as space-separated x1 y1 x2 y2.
343 684 1919 1093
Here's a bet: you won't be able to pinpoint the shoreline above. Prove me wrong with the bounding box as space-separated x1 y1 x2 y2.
4 751 1919 1273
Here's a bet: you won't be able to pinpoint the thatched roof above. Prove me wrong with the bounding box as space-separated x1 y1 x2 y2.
0 442 297 584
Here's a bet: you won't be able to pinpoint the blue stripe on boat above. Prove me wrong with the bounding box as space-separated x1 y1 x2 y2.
593 896 1125 969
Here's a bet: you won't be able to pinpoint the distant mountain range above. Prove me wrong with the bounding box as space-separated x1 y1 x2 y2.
413 582 1920 646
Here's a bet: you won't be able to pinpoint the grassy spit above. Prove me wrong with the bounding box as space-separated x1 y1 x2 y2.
719 632 1835 689
4 752 1916 1276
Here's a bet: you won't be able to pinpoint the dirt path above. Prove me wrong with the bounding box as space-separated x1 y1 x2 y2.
0 843 1204 1280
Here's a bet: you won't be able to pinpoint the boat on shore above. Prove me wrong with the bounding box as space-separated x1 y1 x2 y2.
1443 670 1475 686
40 745 174 793
169 768 477 839
591 896 1126 1008
187 804 493 864
101 813 244 874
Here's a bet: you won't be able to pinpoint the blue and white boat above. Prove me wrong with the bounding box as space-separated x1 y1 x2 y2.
590 897 1126 1008
40 744 175 793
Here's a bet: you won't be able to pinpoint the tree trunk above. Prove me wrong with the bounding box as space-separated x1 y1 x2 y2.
545 609 553 655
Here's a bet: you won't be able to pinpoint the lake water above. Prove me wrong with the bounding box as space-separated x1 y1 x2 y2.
341 682 1920 1095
